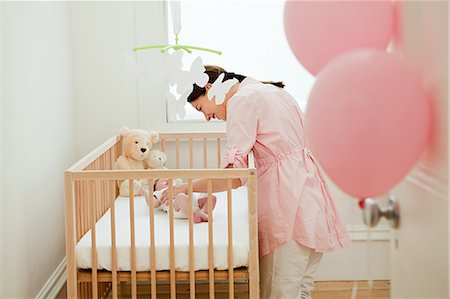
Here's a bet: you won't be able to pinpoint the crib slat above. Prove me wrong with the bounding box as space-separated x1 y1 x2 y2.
106 149 111 170
82 181 86 240
100 157 104 214
207 179 215 299
75 182 81 241
189 138 193 169
82 181 87 240
80 282 85 299
149 179 157 299
95 180 105 234
217 138 221 168
78 182 82 242
188 179 195 299
161 139 166 152
100 284 104 298
248 169 259 299
96 180 103 294
103 179 107 217
102 155 107 211
85 180 89 239
203 138 208 168
176 138 180 169
90 180 98 299
99 179 103 218
129 180 137 299
169 179 176 299
110 180 118 299
227 179 234 299
83 181 88 241
77 182 82 241
65 174 77 298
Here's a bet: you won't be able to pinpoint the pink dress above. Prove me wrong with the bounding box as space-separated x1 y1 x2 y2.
221 77 351 258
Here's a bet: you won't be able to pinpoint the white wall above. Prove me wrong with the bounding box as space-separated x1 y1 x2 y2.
0 1 4 295
1 2 76 298
71 1 172 158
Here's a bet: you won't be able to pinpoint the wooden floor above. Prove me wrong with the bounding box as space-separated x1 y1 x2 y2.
312 280 390 299
57 280 390 298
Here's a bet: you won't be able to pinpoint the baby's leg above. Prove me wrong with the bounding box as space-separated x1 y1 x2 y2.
174 193 205 223
197 194 217 220
140 188 161 208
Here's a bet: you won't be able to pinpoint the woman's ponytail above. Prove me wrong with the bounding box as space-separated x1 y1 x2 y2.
261 81 285 88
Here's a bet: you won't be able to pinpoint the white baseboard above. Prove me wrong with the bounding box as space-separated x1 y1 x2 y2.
347 224 391 241
35 257 67 299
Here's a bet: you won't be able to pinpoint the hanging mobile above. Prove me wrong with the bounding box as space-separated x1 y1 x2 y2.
129 1 236 121
132 1 222 56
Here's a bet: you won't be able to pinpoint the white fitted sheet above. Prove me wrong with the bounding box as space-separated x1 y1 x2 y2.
76 186 249 271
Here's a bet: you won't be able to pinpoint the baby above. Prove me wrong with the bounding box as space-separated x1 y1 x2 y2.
141 179 217 223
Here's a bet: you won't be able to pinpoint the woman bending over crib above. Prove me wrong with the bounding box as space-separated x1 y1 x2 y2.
141 179 217 223
160 66 351 299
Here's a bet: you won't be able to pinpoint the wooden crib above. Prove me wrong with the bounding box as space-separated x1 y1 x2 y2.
64 132 259 298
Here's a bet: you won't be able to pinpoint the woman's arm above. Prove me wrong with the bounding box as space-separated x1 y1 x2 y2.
160 165 242 204
191 177 242 193
192 164 242 192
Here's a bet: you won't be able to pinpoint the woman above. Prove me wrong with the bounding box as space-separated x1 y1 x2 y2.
162 66 351 299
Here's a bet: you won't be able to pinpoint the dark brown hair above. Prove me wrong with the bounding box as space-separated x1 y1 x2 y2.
187 65 285 103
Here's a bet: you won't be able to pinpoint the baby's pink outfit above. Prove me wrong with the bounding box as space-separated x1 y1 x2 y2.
221 77 351 258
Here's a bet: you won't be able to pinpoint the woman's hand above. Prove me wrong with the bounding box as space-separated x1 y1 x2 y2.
160 183 188 205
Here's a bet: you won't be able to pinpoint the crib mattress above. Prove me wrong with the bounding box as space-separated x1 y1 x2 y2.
76 186 250 272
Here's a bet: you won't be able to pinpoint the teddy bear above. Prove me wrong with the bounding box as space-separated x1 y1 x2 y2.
146 149 168 169
113 127 159 196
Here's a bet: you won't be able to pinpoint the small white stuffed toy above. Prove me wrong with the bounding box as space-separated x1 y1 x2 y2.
146 149 167 169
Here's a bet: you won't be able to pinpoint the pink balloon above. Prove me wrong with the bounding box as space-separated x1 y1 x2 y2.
284 0 394 75
305 49 430 198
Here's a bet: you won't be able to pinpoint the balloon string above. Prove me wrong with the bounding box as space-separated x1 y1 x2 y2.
351 282 358 299
367 226 373 291
351 200 358 299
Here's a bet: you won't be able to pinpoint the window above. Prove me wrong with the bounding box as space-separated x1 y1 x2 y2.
167 1 315 122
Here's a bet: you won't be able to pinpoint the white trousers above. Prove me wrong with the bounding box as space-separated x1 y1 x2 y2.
260 240 323 299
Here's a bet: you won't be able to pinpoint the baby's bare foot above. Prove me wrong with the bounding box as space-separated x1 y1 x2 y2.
198 196 217 215
193 212 203 223
196 211 209 222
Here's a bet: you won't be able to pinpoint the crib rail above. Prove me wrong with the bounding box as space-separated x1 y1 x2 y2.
65 132 258 299
77 268 249 283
